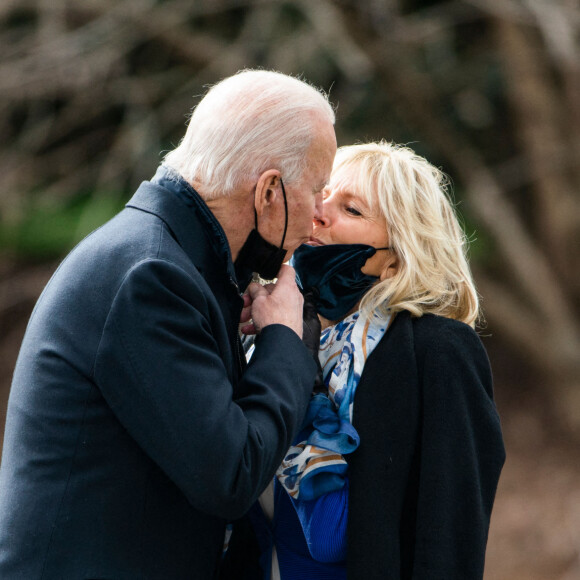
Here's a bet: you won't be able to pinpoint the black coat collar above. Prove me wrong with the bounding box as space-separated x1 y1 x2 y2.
125 165 244 292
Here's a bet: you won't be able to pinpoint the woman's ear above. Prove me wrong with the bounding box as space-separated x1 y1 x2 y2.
254 170 281 217
379 254 399 281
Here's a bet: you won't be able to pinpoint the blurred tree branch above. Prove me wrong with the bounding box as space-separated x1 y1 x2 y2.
0 0 579 430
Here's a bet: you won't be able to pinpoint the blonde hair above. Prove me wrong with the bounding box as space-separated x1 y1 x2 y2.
333 141 480 327
164 69 335 199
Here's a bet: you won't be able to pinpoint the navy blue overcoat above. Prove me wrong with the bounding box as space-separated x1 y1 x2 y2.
0 168 316 579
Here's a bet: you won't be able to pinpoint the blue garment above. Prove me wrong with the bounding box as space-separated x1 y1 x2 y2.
249 479 348 580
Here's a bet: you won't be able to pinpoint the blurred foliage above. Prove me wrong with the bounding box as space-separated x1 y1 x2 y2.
0 0 579 428
0 193 126 258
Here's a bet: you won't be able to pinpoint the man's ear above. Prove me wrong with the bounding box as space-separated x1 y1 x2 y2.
254 170 281 217
379 254 400 281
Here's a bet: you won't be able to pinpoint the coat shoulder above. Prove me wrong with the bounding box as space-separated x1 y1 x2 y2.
409 313 486 359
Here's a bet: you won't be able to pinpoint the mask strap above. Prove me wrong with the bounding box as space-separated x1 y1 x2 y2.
254 176 289 251
279 177 289 251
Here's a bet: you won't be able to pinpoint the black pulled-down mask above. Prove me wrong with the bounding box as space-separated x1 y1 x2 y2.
291 243 391 321
234 178 289 285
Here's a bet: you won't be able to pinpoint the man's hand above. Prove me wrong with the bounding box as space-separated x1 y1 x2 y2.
239 293 253 332
241 265 304 338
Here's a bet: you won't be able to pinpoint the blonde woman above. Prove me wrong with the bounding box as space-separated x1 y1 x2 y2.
222 141 506 580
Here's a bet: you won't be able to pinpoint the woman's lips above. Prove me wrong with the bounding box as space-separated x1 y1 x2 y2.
307 237 326 246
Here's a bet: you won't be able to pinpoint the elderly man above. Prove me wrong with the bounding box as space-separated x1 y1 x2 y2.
0 70 336 579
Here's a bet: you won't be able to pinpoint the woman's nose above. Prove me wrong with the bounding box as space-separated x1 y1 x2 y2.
313 213 329 228
313 191 324 224
313 201 331 228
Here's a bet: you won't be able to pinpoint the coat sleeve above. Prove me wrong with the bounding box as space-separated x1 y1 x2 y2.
412 321 506 579
93 258 316 520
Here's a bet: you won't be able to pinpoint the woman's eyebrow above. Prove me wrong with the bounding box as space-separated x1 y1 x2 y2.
336 189 357 201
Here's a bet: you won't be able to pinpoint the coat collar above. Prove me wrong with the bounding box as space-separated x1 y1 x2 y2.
125 165 243 292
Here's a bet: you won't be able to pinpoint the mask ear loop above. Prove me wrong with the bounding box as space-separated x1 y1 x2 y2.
254 176 289 251
279 177 289 250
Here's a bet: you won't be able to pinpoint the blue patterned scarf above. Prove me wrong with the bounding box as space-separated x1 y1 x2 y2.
276 309 391 500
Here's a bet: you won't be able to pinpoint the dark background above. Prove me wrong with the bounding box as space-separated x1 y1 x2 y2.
1 1 579 578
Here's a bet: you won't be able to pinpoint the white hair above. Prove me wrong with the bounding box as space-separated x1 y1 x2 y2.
164 69 335 199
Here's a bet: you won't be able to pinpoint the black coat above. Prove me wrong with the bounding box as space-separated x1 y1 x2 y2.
0 167 316 579
347 311 505 579
222 310 505 579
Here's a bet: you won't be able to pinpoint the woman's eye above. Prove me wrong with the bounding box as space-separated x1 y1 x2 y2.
346 206 362 216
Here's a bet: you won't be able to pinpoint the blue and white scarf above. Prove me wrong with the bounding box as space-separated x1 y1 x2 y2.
276 309 391 500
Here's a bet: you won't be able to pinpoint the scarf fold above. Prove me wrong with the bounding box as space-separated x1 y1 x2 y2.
276 309 391 500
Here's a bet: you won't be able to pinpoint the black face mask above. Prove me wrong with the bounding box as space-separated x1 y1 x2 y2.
291 243 391 321
234 178 289 285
